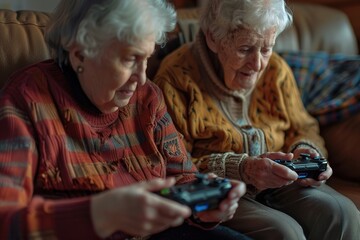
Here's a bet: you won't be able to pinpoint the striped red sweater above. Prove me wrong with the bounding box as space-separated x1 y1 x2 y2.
0 60 197 239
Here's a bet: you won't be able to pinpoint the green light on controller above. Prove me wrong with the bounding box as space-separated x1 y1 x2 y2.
160 188 170 195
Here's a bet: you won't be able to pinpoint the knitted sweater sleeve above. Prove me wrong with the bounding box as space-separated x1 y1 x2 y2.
148 81 198 184
0 75 102 239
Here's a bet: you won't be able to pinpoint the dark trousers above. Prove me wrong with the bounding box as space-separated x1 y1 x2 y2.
149 222 251 240
223 183 360 240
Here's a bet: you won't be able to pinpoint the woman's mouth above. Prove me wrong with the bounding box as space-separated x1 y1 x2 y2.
117 89 135 98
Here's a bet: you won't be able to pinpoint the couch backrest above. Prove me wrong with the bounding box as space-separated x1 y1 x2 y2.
177 3 358 54
275 3 358 54
0 3 358 89
0 9 50 87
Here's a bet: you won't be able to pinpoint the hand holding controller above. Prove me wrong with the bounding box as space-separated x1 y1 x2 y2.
156 173 232 213
274 153 328 180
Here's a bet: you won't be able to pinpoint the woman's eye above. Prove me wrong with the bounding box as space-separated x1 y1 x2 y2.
123 58 136 67
261 48 272 56
238 48 250 54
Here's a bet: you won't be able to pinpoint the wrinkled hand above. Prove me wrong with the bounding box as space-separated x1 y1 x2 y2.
293 147 333 187
91 178 192 238
195 176 246 223
242 152 298 191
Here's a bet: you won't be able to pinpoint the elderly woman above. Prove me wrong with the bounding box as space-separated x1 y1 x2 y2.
154 0 360 239
0 0 250 239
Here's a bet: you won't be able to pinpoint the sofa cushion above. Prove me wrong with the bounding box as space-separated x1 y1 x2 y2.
279 51 360 126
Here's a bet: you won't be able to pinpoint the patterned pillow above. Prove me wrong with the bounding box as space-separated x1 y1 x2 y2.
278 51 360 126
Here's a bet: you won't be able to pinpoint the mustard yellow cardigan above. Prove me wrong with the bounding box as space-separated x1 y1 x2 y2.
154 33 326 182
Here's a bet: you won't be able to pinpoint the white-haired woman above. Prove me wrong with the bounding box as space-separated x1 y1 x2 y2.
0 0 250 239
154 0 360 239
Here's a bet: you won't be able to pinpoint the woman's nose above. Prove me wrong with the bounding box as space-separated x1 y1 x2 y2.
248 52 261 72
134 60 147 86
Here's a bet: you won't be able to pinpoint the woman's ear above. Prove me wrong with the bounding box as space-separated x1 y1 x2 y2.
205 31 218 53
68 45 85 69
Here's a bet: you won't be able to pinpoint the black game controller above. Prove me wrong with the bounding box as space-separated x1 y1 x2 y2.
156 174 232 213
274 153 328 179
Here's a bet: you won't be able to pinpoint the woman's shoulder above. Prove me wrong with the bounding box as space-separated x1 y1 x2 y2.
269 52 290 67
154 43 201 91
156 43 196 74
4 60 60 92
0 60 65 118
266 52 294 77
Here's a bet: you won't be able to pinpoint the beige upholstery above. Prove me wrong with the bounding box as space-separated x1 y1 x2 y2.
176 3 358 55
0 3 359 209
0 10 50 86
275 3 358 54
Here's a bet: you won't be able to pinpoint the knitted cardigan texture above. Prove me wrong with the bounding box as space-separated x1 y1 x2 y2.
154 33 326 182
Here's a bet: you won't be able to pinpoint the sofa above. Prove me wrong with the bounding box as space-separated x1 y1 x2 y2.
0 3 359 211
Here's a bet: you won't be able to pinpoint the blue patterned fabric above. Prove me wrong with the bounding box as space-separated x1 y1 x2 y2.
279 51 360 126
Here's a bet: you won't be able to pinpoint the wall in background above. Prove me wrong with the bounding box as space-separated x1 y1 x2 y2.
0 0 59 12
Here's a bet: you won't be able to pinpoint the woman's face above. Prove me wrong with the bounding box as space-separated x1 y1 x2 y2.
74 35 155 113
213 28 276 91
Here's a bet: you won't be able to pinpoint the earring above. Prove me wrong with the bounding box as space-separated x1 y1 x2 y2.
77 66 84 73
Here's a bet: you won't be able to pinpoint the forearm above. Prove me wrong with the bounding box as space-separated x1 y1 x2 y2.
1 196 102 239
207 152 248 179
195 152 261 195
194 152 247 179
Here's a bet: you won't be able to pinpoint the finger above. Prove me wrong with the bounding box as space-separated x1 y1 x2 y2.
229 180 246 198
152 194 192 218
261 152 293 160
293 148 319 159
196 206 233 223
140 177 176 192
133 195 190 234
272 162 298 180
217 181 244 210
297 178 321 187
199 196 239 222
145 210 187 232
219 197 239 212
223 202 238 220
319 165 332 181
207 172 218 178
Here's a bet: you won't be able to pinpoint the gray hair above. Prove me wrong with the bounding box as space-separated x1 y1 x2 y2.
45 0 176 66
200 0 292 41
